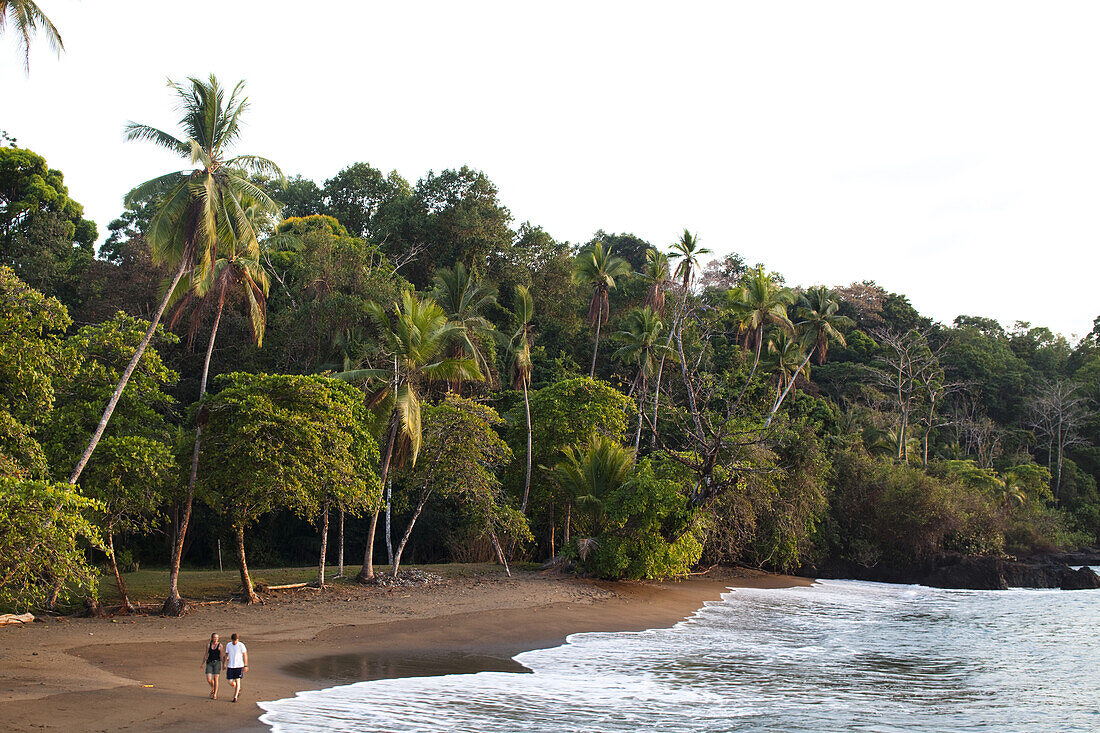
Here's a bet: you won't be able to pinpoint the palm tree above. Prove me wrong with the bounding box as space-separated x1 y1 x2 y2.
640 248 671 313
70 76 281 490
166 214 270 607
338 291 481 581
553 434 636 557
668 229 711 292
763 286 851 427
764 329 809 418
1 0 62 72
614 307 676 451
729 267 794 393
799 286 853 365
661 230 711 436
502 285 536 512
69 76 281 615
431 262 497 390
573 242 631 378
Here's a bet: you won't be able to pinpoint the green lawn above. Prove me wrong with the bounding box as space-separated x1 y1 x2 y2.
96 562 538 605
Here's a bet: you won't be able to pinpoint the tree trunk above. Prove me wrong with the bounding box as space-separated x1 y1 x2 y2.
520 377 533 513
234 523 259 604
548 504 556 560
564 503 571 548
164 288 225 617
651 355 665 449
589 310 603 379
675 312 703 437
384 477 393 566
335 505 345 578
317 500 330 586
106 528 134 613
489 529 511 577
634 375 647 451
765 348 814 428
359 416 399 583
392 442 445 576
69 259 188 485
392 491 430 576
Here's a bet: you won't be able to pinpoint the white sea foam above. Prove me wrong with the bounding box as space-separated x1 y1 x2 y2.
259 580 1100 732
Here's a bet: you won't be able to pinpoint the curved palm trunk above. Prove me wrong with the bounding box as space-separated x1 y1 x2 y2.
520 377 533 513
732 327 766 412
589 309 603 379
164 286 225 616
234 522 259 604
316 500 330 586
69 259 188 485
106 527 134 613
650 290 686 448
764 347 814 428
634 374 647 451
675 321 703 437
359 416 399 583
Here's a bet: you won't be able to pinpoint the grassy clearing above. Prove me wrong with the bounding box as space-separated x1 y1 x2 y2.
95 562 539 605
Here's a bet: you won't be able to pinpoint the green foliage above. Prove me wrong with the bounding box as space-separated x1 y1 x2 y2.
0 478 103 612
0 265 69 478
40 312 178 480
201 373 381 529
0 146 96 300
554 438 701 580
828 448 1004 565
400 396 527 555
265 214 405 372
525 378 633 472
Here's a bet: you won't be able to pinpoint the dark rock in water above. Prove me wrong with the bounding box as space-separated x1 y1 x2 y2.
924 556 1009 590
805 554 1095 590
1060 566 1100 591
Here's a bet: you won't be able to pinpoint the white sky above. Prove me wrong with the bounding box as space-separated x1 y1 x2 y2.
5 1 1099 339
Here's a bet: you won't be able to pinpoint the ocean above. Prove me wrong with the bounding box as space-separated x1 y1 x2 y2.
259 580 1100 732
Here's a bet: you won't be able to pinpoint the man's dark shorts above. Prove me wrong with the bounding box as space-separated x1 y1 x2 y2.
227 667 244 680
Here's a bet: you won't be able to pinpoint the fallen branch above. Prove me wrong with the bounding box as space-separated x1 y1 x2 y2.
0 613 34 626
261 581 311 591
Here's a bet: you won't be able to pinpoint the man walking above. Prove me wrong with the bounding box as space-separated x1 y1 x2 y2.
224 633 249 703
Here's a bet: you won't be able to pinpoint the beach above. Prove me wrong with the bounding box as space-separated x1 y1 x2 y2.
0 567 808 732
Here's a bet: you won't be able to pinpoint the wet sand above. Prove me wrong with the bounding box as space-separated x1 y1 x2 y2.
0 567 809 732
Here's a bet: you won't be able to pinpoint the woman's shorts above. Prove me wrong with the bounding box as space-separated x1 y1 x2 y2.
205 660 221 675
227 667 244 680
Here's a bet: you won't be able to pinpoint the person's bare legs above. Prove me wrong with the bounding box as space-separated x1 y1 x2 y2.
206 672 216 699
231 675 241 702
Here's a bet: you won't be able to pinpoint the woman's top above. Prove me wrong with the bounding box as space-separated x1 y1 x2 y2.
206 643 221 664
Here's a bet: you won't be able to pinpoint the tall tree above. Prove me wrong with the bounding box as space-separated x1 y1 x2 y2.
1 0 62 72
338 290 481 581
640 247 671 314
659 230 711 438
167 206 270 612
71 75 282 614
614 307 676 451
431 262 497 390
502 284 536 512
1028 378 1090 498
573 241 630 378
728 267 794 397
763 286 851 427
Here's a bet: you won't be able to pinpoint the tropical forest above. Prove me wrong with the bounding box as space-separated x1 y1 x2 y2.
4 72 1100 616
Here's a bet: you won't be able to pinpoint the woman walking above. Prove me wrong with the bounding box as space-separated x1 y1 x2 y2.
202 633 224 699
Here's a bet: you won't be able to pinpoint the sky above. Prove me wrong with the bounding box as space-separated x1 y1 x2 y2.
5 1 1099 339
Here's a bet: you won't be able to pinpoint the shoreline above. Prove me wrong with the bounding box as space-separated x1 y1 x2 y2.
0 566 809 733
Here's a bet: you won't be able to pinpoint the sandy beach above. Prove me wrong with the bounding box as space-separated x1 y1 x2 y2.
0 566 809 732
